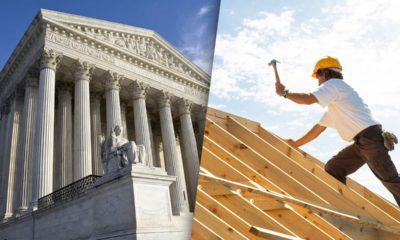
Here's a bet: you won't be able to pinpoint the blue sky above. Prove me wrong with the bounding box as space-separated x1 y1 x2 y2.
0 0 220 73
210 0 400 203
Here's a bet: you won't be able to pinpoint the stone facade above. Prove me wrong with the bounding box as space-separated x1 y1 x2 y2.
0 9 209 239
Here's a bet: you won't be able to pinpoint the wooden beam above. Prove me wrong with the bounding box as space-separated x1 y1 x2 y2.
251 198 286 211
207 107 261 133
288 203 352 240
226 116 400 227
231 193 336 240
202 138 352 239
204 137 286 195
215 194 297 236
249 226 303 240
201 147 252 182
199 173 400 235
194 202 249 240
195 188 266 240
192 218 222 240
257 123 400 221
204 119 328 204
198 181 236 196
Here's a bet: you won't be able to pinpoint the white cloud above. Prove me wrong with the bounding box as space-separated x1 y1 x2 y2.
198 5 210 16
179 4 218 74
211 0 400 203
211 0 400 116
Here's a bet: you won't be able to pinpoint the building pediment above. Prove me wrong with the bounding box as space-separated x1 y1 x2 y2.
41 9 210 86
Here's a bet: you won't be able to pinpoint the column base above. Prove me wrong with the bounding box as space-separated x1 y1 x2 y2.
14 207 29 218
28 201 38 212
1 213 13 222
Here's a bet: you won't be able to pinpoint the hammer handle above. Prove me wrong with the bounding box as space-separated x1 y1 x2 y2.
272 64 280 84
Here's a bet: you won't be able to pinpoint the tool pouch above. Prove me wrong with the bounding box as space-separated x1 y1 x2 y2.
382 130 398 151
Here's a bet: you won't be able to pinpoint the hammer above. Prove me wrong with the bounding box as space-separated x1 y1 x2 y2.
268 59 280 84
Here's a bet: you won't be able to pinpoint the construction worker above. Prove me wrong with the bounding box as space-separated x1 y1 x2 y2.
274 56 400 206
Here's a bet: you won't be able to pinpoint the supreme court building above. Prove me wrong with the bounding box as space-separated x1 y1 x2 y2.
0 9 209 239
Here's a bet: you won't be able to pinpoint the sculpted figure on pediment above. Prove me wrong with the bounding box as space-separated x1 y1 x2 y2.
158 48 169 67
147 41 158 61
139 37 148 57
176 62 184 73
127 36 139 54
166 53 174 68
115 38 126 48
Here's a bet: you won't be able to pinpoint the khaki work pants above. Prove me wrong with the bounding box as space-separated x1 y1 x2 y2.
325 125 400 206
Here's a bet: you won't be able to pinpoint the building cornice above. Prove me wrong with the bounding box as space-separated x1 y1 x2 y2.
0 9 211 105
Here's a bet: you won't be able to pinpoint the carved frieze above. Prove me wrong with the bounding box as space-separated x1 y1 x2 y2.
43 22 209 102
46 31 115 64
67 24 205 82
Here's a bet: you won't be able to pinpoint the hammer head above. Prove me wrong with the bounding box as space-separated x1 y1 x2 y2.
268 59 280 66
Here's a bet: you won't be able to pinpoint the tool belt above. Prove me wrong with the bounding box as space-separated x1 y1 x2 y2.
382 130 398 151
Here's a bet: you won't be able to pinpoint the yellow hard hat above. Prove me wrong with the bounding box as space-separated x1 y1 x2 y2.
312 56 343 78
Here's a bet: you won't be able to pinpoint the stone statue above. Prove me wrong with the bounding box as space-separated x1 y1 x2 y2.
147 41 158 61
100 125 147 174
139 37 147 57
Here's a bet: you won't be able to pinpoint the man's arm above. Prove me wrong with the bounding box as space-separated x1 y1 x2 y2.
288 124 326 148
286 92 318 105
275 82 318 105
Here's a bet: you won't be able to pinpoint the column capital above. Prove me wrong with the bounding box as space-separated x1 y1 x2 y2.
157 91 173 108
104 71 123 91
178 98 192 115
130 81 149 100
195 104 207 121
40 49 63 71
73 59 95 81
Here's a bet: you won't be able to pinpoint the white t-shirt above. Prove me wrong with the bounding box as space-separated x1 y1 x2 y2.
312 78 379 142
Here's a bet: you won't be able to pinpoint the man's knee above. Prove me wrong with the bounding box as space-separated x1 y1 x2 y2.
325 161 346 184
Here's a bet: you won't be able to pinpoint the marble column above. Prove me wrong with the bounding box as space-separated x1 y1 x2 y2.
0 107 9 218
30 49 62 211
90 92 105 176
90 92 103 175
1 91 24 219
178 99 200 211
131 81 153 167
153 128 164 169
120 101 128 139
73 60 94 180
104 71 123 133
57 84 73 187
158 91 189 214
14 71 39 215
148 114 157 166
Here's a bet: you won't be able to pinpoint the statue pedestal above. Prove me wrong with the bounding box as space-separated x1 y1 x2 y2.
92 164 182 239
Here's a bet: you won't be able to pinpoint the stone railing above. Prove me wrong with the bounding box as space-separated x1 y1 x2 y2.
37 175 101 210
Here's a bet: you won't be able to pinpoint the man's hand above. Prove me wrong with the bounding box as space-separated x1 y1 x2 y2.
275 82 286 96
286 139 299 148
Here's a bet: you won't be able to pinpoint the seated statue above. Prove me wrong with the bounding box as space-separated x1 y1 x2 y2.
100 125 147 174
